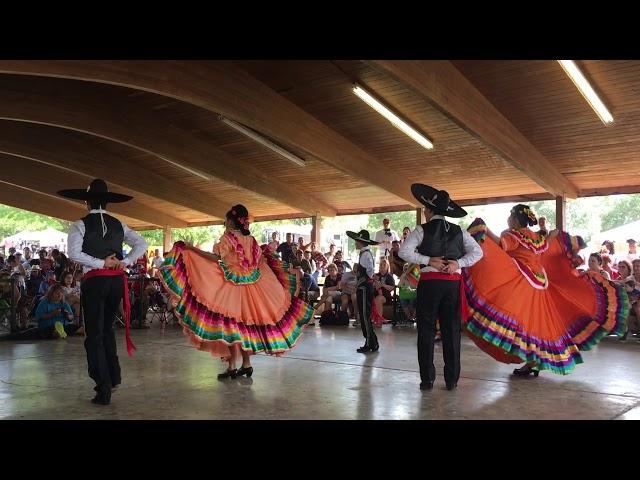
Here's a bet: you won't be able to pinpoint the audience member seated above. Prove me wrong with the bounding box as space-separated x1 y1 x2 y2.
150 248 165 277
6 255 31 326
302 250 316 275
625 239 639 264
21 248 33 269
22 247 34 267
309 242 328 279
61 271 81 322
276 233 296 264
9 254 27 280
51 249 69 281
324 243 337 266
397 263 417 322
587 253 610 280
267 232 280 252
35 284 84 339
372 259 396 326
313 263 342 320
537 217 548 237
26 265 46 308
333 250 352 275
401 226 411 244
37 249 53 274
601 254 618 280
389 240 406 278
621 259 640 342
297 236 311 252
339 265 358 324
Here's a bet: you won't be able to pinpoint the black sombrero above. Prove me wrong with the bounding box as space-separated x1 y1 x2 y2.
411 183 467 218
346 230 379 245
57 178 133 203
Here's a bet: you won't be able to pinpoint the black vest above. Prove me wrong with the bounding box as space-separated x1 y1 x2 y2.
81 213 125 260
357 249 374 283
417 219 464 261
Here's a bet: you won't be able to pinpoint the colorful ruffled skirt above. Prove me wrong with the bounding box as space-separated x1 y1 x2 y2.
462 219 628 375
160 242 313 359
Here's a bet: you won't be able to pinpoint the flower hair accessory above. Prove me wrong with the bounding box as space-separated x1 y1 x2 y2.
512 205 537 223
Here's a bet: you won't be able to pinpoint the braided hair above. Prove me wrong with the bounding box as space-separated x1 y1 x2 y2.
226 204 251 236
511 204 538 228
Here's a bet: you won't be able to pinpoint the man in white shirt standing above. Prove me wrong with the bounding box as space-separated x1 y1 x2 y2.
399 184 483 392
59 179 147 406
374 218 400 259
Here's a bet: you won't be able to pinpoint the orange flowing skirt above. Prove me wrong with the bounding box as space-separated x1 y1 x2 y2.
160 242 313 359
462 220 627 374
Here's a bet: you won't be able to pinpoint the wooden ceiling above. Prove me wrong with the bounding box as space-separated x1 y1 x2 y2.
0 60 636 229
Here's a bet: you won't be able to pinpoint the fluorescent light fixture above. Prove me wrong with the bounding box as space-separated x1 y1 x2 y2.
162 158 211 181
558 60 613 124
352 84 434 149
219 116 306 167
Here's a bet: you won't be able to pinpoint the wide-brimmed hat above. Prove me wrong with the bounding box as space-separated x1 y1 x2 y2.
346 230 379 245
411 183 467 218
58 178 132 203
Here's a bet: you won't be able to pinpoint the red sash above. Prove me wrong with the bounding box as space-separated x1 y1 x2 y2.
83 269 136 356
419 271 469 321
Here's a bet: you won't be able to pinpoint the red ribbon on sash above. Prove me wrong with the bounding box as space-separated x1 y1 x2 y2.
419 271 469 321
83 268 136 356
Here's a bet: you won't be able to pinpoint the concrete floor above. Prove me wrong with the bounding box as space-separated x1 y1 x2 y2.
1 321 640 420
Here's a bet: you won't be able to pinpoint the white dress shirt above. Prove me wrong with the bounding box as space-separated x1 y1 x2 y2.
398 216 483 273
68 209 148 273
358 246 375 278
374 228 400 256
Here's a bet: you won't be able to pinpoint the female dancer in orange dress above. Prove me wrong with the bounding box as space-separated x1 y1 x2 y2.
160 204 313 379
463 204 628 376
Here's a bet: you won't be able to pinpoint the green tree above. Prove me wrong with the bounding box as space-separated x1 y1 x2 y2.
600 195 640 231
139 229 163 246
0 204 71 239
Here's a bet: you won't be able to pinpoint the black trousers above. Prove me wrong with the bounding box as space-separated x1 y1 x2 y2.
416 279 461 385
81 276 123 393
357 282 378 348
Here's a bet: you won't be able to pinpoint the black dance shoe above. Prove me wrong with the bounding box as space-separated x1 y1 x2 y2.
237 366 253 378
217 368 238 380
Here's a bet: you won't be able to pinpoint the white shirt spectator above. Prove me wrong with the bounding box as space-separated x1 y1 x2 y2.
152 255 165 269
374 228 400 257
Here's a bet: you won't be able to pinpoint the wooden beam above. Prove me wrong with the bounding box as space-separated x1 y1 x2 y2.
0 61 415 206
369 60 578 198
556 196 566 231
579 186 640 197
163 227 173 254
0 122 225 219
416 208 425 225
457 193 555 207
0 80 335 216
0 182 146 227
336 205 416 216
310 215 321 245
0 154 187 227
